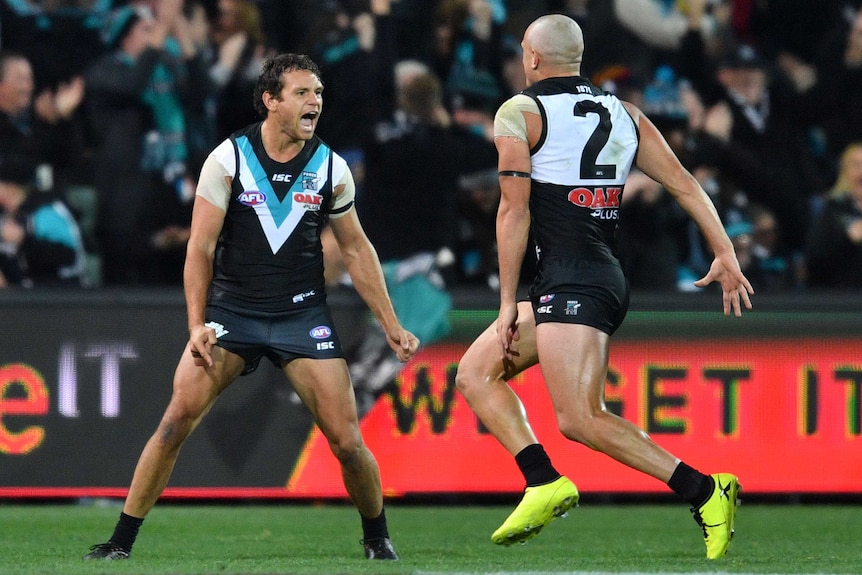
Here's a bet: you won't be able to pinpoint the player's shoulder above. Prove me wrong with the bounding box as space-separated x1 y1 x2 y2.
504 93 537 106
315 139 350 184
208 138 237 172
619 98 640 114
326 147 350 178
496 93 540 118
618 99 643 125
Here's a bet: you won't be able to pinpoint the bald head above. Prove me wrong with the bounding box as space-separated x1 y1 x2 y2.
522 14 583 82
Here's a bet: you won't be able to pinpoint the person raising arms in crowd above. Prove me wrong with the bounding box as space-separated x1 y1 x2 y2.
0 49 85 191
83 53 419 562
455 14 753 559
805 141 862 289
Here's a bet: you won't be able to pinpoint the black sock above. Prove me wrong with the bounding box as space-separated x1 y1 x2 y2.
360 508 389 540
108 512 144 552
515 444 561 487
668 462 714 507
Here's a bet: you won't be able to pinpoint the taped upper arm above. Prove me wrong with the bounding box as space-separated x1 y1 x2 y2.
494 94 539 142
329 158 355 219
196 142 234 212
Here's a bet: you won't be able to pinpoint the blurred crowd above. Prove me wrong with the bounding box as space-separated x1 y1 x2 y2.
1 0 861 292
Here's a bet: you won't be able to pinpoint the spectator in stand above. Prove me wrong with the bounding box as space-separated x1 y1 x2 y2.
303 0 398 168
456 167 501 288
84 1 198 285
702 0 850 215
610 0 730 83
613 0 719 53
0 1 108 193
347 64 496 415
614 64 725 292
743 0 846 65
0 153 87 288
810 5 862 165
433 0 510 113
254 0 320 53
617 168 686 292
383 0 439 62
210 0 269 140
0 49 85 193
744 202 794 291
722 210 795 295
805 142 862 289
695 42 824 261
0 0 109 92
176 0 221 172
362 63 496 280
676 134 753 292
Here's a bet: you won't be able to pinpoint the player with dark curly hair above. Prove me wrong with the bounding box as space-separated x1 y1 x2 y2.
84 53 418 562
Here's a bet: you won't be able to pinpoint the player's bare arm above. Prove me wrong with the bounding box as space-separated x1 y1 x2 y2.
329 201 419 362
493 95 542 360
624 101 754 316
184 167 229 367
495 134 532 361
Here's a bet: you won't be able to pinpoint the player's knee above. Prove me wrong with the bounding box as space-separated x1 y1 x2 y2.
454 364 478 397
557 406 604 448
155 416 194 449
327 432 365 466
158 404 204 445
557 419 586 445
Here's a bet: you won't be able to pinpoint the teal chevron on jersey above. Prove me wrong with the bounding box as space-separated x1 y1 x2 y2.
234 136 331 254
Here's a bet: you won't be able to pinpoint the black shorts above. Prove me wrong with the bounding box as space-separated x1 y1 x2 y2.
205 302 345 375
528 257 630 335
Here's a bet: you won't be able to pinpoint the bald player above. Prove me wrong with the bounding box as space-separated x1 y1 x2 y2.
455 14 753 559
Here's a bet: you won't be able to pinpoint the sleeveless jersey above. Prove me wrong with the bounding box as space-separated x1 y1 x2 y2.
523 76 639 265
208 123 343 312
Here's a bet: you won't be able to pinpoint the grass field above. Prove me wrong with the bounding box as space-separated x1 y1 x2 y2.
1 501 860 575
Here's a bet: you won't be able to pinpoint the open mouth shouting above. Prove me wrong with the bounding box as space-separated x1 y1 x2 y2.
300 110 319 132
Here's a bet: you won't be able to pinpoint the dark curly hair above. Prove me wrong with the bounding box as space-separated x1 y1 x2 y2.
253 53 322 119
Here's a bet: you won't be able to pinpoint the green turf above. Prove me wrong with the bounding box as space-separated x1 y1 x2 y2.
0 501 860 574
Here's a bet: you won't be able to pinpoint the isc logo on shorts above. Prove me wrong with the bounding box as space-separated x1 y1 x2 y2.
537 305 553 314
309 325 332 339
316 341 335 350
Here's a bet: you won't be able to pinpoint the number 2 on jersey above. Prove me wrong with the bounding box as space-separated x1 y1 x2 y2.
574 101 616 180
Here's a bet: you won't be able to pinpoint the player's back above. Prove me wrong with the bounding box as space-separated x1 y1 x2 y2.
523 76 638 263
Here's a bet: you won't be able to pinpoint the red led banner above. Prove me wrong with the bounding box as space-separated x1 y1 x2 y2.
288 339 862 496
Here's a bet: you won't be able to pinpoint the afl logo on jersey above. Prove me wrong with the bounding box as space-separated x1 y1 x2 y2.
539 294 555 303
238 190 267 206
309 325 333 339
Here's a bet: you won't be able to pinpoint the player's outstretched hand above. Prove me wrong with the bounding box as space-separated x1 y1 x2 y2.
386 326 420 362
694 252 755 317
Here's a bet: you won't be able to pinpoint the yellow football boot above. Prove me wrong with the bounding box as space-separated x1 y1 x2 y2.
690 473 741 559
491 476 579 546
